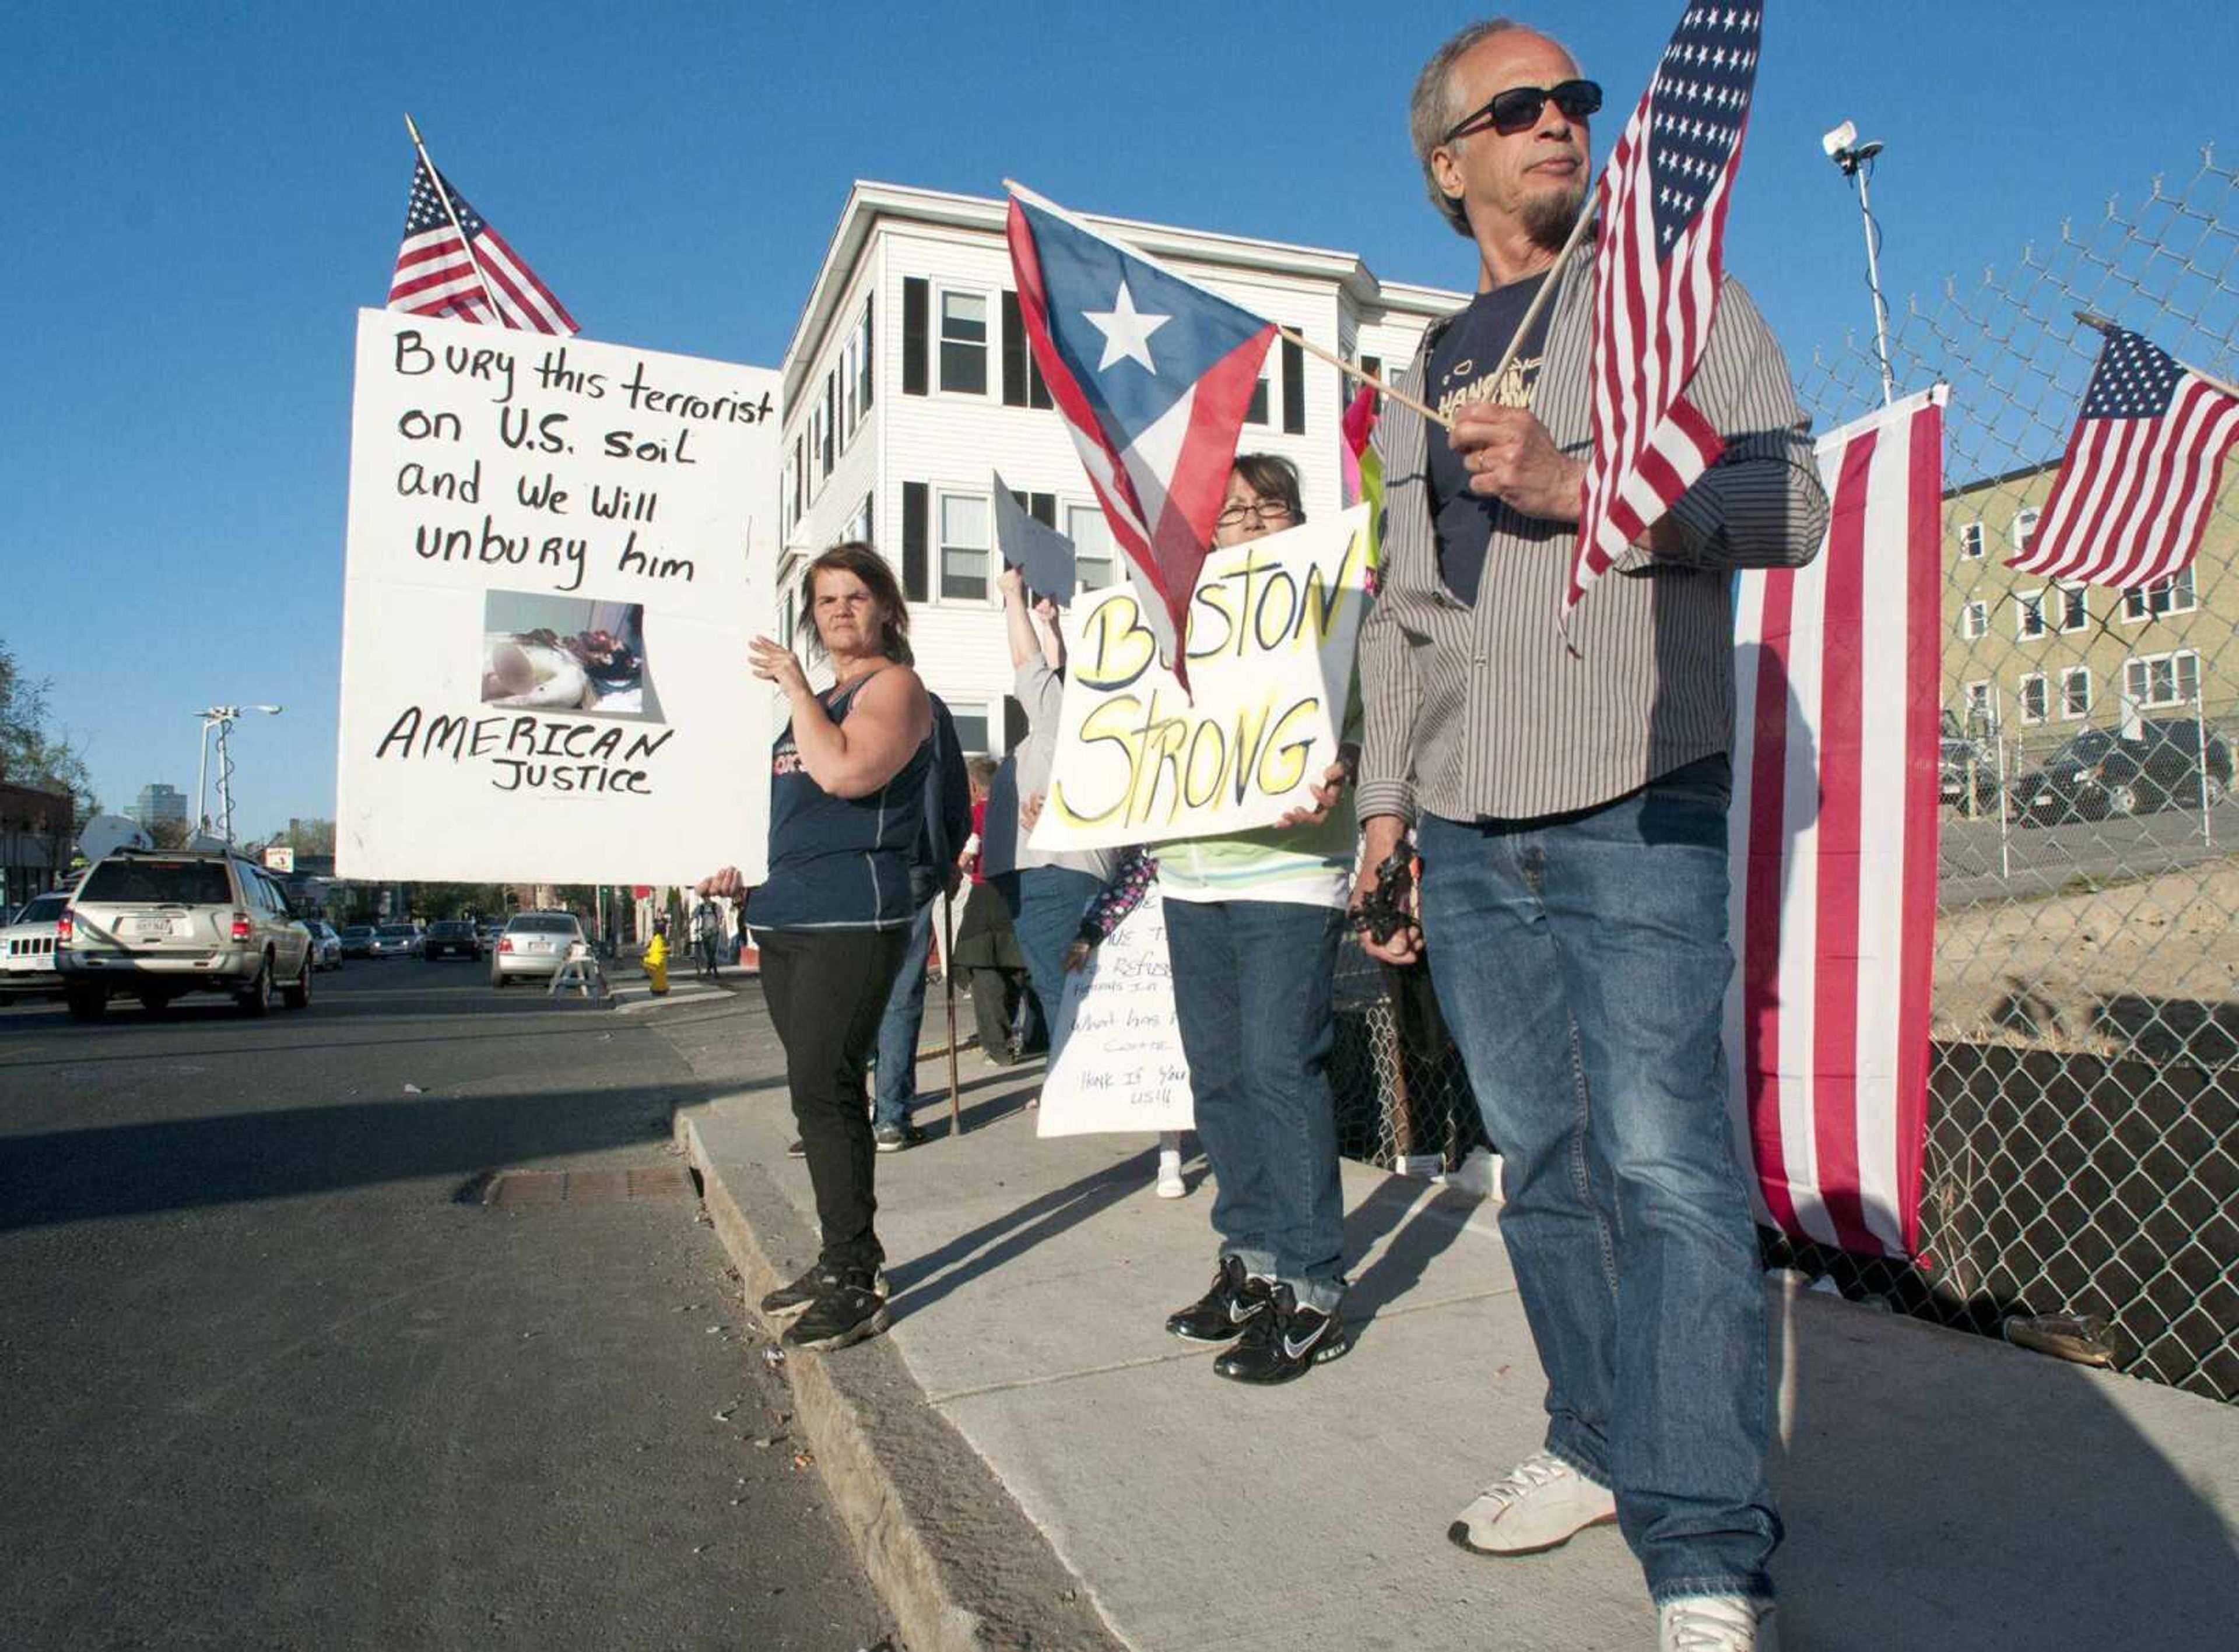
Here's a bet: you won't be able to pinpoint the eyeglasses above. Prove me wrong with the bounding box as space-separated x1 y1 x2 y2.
1441 79 1601 144
1215 498 1293 528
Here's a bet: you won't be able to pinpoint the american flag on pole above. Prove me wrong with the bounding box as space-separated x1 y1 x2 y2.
1725 386 1945 1258
387 156 578 336
1006 184 1275 681
1568 2 1761 620
2006 324 2239 589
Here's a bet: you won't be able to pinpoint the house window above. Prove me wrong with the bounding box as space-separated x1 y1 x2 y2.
2055 584 2088 633
2061 667 2092 720
2015 591 2045 639
2122 567 2198 621
1066 503 1117 592
939 492 991 600
2125 650 2201 708
2012 507 2041 551
2019 673 2048 725
778 586 796 650
854 300 875 421
847 492 873 547
1959 521 1985 560
1964 680 1994 733
947 706 991 756
939 290 989 395
1960 600 1988 640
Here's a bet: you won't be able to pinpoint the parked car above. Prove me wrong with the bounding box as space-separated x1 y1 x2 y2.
338 924 377 958
476 920 506 950
2 890 71 999
2011 719 2235 825
423 919 482 961
56 848 314 1020
368 923 423 958
490 911 585 987
301 919 345 971
1939 733 1999 811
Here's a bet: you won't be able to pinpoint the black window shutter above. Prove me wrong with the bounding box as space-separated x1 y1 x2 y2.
1001 290 1028 407
902 482 929 601
1030 493 1056 528
1281 336 1306 434
1029 349 1051 410
1361 354 1382 414
903 278 929 396
863 300 875 409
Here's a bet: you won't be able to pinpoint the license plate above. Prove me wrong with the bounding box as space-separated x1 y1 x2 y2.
126 915 178 937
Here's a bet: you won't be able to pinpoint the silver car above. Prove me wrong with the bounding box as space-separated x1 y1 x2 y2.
368 923 422 958
301 919 345 971
58 849 314 1020
490 912 584 987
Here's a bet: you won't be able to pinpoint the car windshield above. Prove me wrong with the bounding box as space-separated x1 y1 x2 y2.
13 895 68 925
377 925 417 938
510 915 579 935
429 922 471 935
342 926 372 937
79 859 234 905
2050 732 2122 765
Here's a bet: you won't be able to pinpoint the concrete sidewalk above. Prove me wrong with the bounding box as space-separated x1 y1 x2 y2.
675 1015 2239 1652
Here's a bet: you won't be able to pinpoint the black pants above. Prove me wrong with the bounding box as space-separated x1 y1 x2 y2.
951 881 1039 1056
757 926 910 1274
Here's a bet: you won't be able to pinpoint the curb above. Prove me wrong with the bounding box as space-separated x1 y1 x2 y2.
675 1106 1128 1652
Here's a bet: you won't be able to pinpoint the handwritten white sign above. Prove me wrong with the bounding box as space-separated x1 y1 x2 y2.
335 310 777 884
1037 885 1195 1137
1027 507 1370 852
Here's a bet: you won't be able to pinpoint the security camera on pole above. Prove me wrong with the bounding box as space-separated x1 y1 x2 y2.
194 705 284 846
1824 119 1896 406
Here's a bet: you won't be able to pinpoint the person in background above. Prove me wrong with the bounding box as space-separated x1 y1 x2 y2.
1156 454 1361 1386
994 565 1117 1081
1061 848 1189 1198
691 897 722 982
952 755 1038 1066
698 541 933 1354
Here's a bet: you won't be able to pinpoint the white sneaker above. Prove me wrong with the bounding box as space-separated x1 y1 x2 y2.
1659 1596 1775 1651
1448 1450 1618 1555
1155 1150 1185 1198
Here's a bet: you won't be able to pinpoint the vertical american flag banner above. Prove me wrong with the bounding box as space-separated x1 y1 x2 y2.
387 156 578 336
1725 386 1946 1257
1568 2 1761 619
2006 324 2239 588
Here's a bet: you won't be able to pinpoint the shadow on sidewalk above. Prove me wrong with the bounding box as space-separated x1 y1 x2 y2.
1343 1176 1486 1335
883 1150 1156 1321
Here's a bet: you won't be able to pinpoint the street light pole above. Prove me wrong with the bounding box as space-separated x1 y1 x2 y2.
194 705 285 845
1823 121 1896 406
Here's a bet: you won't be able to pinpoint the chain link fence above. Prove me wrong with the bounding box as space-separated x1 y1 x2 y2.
1330 146 2239 1405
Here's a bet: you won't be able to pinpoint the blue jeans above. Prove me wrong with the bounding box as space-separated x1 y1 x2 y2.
872 898 936 1129
1416 755 1778 1605
999 867 1102 1067
1163 898 1347 1313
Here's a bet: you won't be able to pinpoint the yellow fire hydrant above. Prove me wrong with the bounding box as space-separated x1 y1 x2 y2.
644 931 670 995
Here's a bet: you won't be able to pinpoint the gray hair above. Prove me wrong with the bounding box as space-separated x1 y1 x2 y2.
1409 17 1531 238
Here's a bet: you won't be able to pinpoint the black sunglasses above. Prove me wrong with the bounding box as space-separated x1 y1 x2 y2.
1442 79 1602 143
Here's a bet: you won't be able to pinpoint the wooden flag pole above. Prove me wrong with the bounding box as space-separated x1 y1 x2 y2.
1272 326 1454 431
403 114 509 327
2075 311 2239 401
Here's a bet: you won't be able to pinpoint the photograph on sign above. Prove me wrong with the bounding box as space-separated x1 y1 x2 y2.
1037 885 1195 1137
1029 504 1370 853
480 592 661 719
336 310 777 887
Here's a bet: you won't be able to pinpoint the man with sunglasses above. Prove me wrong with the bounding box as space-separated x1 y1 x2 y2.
1353 19 1828 1652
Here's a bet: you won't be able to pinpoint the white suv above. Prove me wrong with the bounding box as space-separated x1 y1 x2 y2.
58 849 314 1020
2 891 71 999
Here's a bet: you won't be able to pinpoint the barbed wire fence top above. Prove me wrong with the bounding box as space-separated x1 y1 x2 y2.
1786 144 2239 1403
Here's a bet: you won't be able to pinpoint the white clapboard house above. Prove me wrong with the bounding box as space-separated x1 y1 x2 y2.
772 181 1464 754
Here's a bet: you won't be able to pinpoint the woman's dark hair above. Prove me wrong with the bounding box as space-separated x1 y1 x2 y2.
1230 453 1307 525
800 541 913 666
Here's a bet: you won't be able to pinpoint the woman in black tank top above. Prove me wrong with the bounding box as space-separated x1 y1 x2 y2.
697 543 932 1353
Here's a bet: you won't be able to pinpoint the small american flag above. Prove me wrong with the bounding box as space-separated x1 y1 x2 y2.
387 156 577 336
1568 2 1761 618
2008 324 2239 588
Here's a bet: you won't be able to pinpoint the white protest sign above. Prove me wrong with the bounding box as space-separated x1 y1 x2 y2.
336 310 777 885
1028 505 1370 852
1037 885 1194 1136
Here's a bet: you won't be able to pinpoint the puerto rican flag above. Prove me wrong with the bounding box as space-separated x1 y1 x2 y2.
1006 185 1275 680
1726 386 1946 1258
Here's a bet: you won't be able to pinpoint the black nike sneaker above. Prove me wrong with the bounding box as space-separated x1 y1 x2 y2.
760 1262 885 1323
1213 1282 1351 1384
1165 1256 1270 1344
782 1272 891 1352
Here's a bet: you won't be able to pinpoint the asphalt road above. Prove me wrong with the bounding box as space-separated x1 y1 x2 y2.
1938 795 2239 905
0 961 892 1651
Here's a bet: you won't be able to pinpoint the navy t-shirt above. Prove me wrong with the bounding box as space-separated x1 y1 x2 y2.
1426 274 1553 606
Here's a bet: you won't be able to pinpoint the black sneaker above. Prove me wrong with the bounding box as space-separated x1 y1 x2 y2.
1213 1284 1350 1384
873 1122 929 1152
1166 1256 1269 1344
782 1273 890 1352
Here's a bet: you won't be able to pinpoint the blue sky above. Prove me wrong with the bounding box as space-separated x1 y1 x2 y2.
5 1 2233 838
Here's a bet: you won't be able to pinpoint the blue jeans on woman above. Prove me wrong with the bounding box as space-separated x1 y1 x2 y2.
997 867 1102 1067
1414 754 1778 1606
871 897 936 1130
1161 898 1347 1313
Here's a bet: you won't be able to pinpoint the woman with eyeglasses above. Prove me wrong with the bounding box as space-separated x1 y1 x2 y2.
1154 452 1363 1384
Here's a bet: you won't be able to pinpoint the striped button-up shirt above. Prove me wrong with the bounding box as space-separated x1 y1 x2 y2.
1358 244 1830 824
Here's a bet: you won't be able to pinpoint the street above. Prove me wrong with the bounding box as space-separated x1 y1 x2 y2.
1939 795 2239 906
0 962 891 1651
